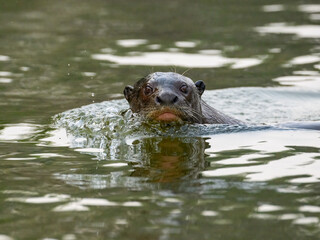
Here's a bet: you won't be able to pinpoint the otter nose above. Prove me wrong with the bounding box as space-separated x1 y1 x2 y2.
156 92 179 105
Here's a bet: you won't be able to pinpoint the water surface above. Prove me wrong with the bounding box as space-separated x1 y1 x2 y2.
1 0 320 239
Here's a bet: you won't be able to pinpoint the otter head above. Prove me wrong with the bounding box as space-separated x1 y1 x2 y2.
123 72 206 123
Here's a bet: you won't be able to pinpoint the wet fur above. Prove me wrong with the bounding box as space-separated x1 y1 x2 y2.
124 72 243 125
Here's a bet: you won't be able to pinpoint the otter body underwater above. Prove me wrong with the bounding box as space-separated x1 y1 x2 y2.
123 72 320 130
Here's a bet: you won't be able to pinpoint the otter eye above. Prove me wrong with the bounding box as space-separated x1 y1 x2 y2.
144 85 153 96
180 84 188 93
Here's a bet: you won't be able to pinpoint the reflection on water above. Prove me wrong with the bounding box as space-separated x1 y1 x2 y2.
0 55 10 61
92 49 263 69
298 4 320 13
262 5 285 12
0 71 12 76
0 78 12 83
273 75 320 88
116 39 148 48
0 123 41 141
256 23 320 38
128 137 207 183
287 55 320 65
203 130 320 183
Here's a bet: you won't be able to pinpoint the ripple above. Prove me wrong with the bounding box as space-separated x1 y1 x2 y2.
5 157 37 161
273 75 320 88
103 162 128 167
255 23 320 38
299 205 320 213
81 72 96 77
262 5 285 12
52 199 142 212
279 214 303 220
29 153 71 158
202 130 320 182
0 123 41 141
53 202 89 212
0 71 12 77
7 194 70 204
122 201 142 207
0 78 12 83
0 55 10 61
174 41 197 48
256 204 283 212
201 210 219 217
298 4 320 13
293 70 319 76
39 128 69 147
214 153 269 165
147 44 161 50
2 190 38 195
310 14 320 21
78 198 117 206
116 39 148 47
0 235 14 240
74 148 104 153
92 51 263 69
293 217 319 225
288 55 320 65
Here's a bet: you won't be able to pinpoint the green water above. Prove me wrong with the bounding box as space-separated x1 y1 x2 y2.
1 0 320 239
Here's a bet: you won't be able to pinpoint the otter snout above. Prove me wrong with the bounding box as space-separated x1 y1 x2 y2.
155 91 179 105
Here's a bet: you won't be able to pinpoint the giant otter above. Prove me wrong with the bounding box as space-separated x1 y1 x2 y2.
124 72 243 124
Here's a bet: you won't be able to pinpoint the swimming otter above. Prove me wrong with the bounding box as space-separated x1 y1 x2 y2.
123 72 243 124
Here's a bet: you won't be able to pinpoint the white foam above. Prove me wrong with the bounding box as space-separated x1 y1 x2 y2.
39 128 69 147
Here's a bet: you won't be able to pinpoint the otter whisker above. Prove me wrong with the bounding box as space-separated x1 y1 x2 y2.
182 68 192 76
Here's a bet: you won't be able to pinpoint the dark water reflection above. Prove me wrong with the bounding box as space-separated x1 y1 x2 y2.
129 137 208 183
1 0 320 239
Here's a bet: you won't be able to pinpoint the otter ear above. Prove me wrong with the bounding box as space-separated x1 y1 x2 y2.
124 85 134 101
195 80 205 96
